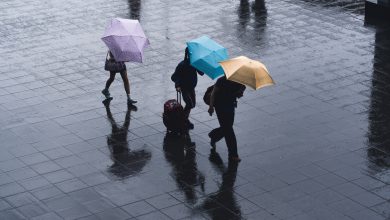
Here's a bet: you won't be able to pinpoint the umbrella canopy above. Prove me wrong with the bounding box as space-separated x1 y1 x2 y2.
219 56 274 90
102 18 150 62
186 36 228 80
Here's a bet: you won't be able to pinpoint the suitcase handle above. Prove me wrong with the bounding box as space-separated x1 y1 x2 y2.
177 91 181 104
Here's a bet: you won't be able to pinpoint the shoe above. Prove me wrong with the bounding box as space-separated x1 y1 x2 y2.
186 120 194 130
102 97 113 106
102 89 111 99
127 97 137 105
208 133 216 149
128 104 138 111
210 139 216 149
229 156 241 162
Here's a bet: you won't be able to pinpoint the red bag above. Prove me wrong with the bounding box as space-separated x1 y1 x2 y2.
163 92 186 133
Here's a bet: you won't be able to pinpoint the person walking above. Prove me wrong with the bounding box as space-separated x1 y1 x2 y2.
171 47 204 129
208 76 246 162
102 51 137 105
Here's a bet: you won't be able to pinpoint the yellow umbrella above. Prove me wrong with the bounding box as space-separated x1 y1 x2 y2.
219 56 275 90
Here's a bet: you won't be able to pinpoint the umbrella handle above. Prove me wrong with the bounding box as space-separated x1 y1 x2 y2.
177 91 181 105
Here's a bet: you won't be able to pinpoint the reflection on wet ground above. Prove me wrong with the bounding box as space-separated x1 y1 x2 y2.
128 0 141 20
367 19 390 182
163 132 205 206
198 152 241 220
104 101 151 179
0 0 389 219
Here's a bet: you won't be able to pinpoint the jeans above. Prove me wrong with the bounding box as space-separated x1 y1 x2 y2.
209 106 238 157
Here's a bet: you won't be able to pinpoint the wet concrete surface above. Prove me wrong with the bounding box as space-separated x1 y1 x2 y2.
0 0 389 219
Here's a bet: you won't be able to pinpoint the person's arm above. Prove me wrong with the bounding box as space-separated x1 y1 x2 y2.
171 64 182 91
208 86 218 116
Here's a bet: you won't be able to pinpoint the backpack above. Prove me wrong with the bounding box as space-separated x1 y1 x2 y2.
203 85 214 106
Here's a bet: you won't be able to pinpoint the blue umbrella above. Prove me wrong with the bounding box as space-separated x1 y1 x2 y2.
186 36 228 79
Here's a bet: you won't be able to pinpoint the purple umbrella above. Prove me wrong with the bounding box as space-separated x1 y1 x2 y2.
101 18 150 63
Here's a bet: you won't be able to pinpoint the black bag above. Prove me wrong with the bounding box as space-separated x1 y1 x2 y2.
104 52 126 72
203 85 214 106
163 92 186 134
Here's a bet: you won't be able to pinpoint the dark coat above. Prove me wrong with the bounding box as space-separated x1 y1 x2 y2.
171 60 204 90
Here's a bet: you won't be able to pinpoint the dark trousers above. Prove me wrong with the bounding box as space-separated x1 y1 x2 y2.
182 89 196 120
209 106 238 157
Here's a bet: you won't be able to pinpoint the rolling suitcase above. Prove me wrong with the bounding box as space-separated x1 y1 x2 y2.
163 92 186 134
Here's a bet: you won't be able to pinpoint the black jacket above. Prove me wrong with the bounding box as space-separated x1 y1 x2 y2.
171 60 204 90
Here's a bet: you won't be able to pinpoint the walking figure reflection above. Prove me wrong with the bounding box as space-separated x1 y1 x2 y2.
128 0 141 20
163 132 205 205
104 100 151 179
367 19 390 173
198 151 241 220
237 0 267 45
237 0 250 34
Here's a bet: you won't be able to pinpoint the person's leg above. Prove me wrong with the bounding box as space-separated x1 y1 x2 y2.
119 70 130 95
105 71 116 89
218 108 239 160
102 72 116 99
182 90 195 129
208 107 226 148
119 70 137 104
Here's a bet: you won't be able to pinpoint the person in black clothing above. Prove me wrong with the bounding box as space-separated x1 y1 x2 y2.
171 47 204 129
208 76 246 162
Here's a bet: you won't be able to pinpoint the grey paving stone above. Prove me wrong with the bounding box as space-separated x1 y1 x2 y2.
136 211 172 220
55 178 88 193
349 191 386 207
0 199 11 211
31 212 63 220
56 205 91 220
5 192 39 207
83 198 116 214
122 200 156 217
371 201 390 219
94 207 131 220
42 169 74 184
7 167 39 181
371 185 390 200
331 182 367 197
31 186 64 201
18 176 51 191
0 209 26 220
161 203 192 220
19 153 50 166
16 203 49 219
30 161 62 174
0 182 25 197
146 193 181 209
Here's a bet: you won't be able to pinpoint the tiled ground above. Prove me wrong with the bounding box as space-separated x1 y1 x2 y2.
0 0 389 219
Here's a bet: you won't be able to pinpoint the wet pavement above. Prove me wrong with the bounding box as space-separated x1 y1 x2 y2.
0 0 389 219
